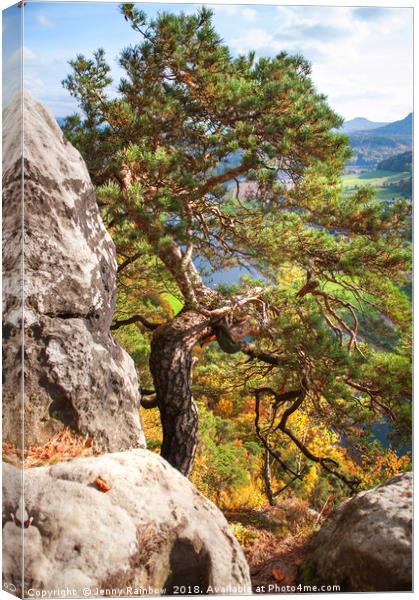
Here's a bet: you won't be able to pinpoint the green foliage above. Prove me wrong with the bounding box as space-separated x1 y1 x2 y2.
191 402 260 503
298 560 318 586
113 321 150 374
393 176 412 199
162 292 183 315
229 522 258 546
62 4 352 274
62 4 411 503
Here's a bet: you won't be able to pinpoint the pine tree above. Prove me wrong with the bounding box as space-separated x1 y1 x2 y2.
62 4 411 482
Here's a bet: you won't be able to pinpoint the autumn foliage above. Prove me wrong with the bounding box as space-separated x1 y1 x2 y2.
60 1 411 552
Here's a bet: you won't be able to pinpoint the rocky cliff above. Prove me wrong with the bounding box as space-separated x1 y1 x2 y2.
2 92 23 454
2 92 145 452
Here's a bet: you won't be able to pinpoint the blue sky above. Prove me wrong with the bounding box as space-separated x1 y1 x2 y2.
2 2 413 122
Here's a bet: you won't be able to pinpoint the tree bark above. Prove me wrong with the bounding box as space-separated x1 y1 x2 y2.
149 310 212 476
262 447 276 506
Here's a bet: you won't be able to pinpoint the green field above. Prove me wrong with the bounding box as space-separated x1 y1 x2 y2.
341 169 411 201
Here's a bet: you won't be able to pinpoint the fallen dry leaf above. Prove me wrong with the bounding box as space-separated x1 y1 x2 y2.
3 429 98 468
271 568 285 583
94 476 111 493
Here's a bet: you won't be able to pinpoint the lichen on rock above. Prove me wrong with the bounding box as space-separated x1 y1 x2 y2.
3 450 251 595
300 472 412 592
2 92 145 452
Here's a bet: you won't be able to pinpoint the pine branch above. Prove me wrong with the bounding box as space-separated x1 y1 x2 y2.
117 251 143 273
254 386 360 492
110 315 162 331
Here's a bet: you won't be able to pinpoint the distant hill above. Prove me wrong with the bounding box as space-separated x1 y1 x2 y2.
341 117 387 134
377 150 412 173
366 113 413 138
346 113 412 168
349 113 412 145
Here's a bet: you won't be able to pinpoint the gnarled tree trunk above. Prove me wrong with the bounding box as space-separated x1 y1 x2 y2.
149 310 212 476
262 448 276 506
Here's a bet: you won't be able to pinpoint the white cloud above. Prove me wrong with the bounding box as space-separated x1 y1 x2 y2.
2 47 41 106
208 5 240 17
22 46 37 62
226 6 412 121
7 45 75 115
230 28 281 55
308 10 413 120
241 8 257 22
37 14 55 29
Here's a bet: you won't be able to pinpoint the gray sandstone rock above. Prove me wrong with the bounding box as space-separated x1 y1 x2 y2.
2 92 24 451
301 472 412 592
3 450 251 596
2 92 145 451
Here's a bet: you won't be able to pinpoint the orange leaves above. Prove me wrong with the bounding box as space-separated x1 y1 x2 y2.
361 448 411 488
271 567 295 586
216 397 234 418
270 563 299 587
271 568 286 582
2 429 96 468
94 476 111 493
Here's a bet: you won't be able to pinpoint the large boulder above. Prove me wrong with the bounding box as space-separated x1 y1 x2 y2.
2 92 145 452
300 472 412 592
3 450 251 596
